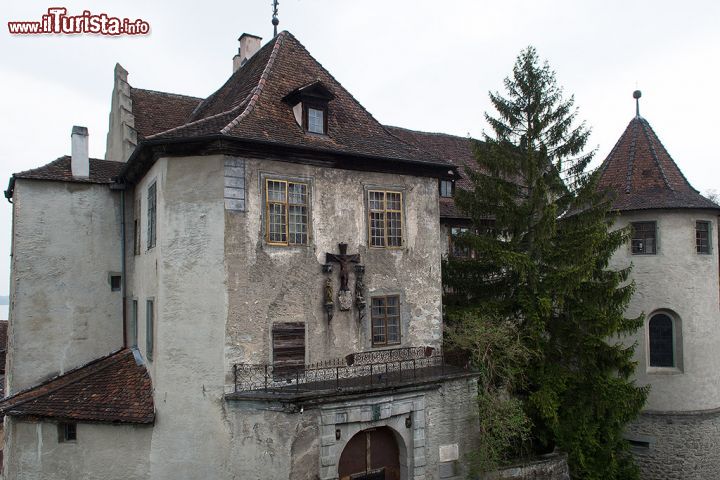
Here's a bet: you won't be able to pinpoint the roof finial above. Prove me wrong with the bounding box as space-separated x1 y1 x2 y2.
272 0 279 37
633 90 642 118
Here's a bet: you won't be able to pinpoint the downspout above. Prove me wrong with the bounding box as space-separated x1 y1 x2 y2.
111 179 128 348
121 188 127 348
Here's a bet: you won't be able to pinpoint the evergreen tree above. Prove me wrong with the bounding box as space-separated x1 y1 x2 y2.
443 46 648 479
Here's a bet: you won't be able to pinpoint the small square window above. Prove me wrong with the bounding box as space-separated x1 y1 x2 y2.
110 275 121 292
631 221 656 255
307 107 325 134
696 221 710 254
58 422 77 442
439 180 454 198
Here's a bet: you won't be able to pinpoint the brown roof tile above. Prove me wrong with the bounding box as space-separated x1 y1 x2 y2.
0 349 154 424
13 156 124 185
597 117 719 211
145 32 450 167
130 88 203 139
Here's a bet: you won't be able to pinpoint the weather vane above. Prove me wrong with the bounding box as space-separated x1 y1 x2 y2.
272 0 279 37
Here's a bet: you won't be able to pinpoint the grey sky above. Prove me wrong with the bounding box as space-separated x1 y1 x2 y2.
2 0 719 299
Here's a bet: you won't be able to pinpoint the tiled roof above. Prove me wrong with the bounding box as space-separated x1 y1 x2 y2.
144 32 450 167
386 126 482 219
130 88 202 139
0 349 154 424
12 156 124 184
597 117 719 211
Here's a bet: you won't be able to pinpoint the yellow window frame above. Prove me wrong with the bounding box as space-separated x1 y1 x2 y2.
368 190 403 249
265 179 308 246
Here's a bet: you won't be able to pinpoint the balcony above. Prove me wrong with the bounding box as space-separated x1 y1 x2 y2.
227 346 476 403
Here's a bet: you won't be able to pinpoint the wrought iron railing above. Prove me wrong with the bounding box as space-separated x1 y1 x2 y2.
232 346 470 395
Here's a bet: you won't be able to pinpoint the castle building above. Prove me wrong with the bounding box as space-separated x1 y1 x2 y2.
596 97 720 479
1 32 481 480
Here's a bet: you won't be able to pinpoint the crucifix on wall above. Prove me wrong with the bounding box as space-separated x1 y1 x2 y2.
325 243 361 312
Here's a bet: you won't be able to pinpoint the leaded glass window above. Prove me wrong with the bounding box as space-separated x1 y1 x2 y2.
266 179 308 245
368 190 403 248
696 221 710 254
631 221 656 254
371 296 401 346
649 313 673 367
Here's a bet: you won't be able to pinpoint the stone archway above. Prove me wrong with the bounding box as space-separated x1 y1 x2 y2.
338 427 400 480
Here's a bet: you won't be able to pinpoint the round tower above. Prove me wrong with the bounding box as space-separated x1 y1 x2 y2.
598 93 720 479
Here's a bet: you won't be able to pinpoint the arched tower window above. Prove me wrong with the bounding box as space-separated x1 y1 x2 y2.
649 313 674 367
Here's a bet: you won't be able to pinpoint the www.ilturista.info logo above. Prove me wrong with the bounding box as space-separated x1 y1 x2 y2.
8 8 150 35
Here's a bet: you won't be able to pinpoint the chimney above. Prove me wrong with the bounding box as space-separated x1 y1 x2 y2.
71 126 89 178
233 33 262 72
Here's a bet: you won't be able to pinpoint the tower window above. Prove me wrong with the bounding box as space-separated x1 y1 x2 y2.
649 313 674 367
631 221 656 254
696 221 710 254
110 275 121 292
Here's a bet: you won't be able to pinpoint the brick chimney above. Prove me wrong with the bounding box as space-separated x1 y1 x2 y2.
71 126 89 178
233 34 262 72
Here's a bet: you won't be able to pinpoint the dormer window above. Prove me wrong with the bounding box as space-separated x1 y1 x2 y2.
284 80 334 136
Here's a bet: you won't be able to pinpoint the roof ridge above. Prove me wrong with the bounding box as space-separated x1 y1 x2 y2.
220 31 286 134
639 118 672 191
131 87 203 101
147 97 250 139
625 120 640 193
385 125 473 140
2 349 128 412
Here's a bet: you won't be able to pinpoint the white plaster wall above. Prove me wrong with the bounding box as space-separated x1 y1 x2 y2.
609 210 720 411
128 155 233 479
4 419 151 479
8 180 123 393
224 158 444 375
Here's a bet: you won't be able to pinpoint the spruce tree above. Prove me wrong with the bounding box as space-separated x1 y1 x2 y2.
443 46 648 479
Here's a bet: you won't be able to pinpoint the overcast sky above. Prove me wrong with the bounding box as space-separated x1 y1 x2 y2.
1 0 719 304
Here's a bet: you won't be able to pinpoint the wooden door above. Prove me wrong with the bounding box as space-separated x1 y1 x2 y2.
338 427 400 480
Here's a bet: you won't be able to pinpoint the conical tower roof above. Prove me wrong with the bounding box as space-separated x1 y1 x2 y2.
597 108 718 212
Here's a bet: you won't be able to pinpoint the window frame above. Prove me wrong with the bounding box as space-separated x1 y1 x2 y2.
146 299 154 362
696 220 711 254
58 422 77 443
646 310 683 373
370 295 402 347
448 226 471 258
147 181 157 251
367 189 404 249
439 179 454 198
303 101 328 135
264 178 310 246
631 221 657 255
133 198 141 256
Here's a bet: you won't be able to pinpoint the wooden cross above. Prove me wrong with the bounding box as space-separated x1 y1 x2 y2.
326 243 360 292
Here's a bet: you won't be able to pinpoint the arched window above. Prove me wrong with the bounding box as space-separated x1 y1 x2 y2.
649 313 674 367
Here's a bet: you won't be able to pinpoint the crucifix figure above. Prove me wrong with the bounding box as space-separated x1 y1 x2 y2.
326 243 360 292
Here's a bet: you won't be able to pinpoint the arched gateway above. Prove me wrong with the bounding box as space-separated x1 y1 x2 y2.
338 427 401 480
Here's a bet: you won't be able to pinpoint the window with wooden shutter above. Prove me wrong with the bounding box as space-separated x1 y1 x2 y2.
272 322 305 377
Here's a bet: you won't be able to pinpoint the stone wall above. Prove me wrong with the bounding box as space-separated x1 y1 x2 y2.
224 157 444 376
625 410 720 480
483 453 569 480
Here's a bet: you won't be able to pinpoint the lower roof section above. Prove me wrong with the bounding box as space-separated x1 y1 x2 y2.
0 349 154 424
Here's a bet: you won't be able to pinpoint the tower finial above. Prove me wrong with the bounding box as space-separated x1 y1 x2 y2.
633 90 642 118
272 0 279 37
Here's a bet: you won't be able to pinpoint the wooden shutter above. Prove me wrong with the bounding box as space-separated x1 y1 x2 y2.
272 322 305 377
